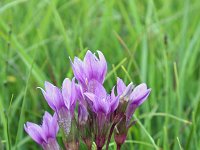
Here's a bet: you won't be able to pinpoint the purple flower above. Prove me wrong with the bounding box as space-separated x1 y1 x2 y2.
71 50 107 89
84 81 119 149
57 78 77 136
24 112 60 150
116 78 151 125
114 78 151 147
40 78 77 136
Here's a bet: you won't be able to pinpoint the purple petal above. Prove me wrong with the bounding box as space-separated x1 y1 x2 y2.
125 83 151 126
87 79 99 93
24 122 44 145
94 83 107 99
44 81 54 92
71 57 86 85
62 78 72 109
62 78 76 110
84 50 98 81
84 92 95 109
117 77 126 95
111 86 116 100
42 112 51 141
97 50 107 83
130 83 151 106
119 82 134 101
76 84 86 105
110 87 120 113
52 113 59 136
41 81 64 112
44 81 64 108
84 92 96 102
93 97 109 114
40 88 56 111
42 112 58 140
87 80 106 98
85 92 109 114
78 104 88 125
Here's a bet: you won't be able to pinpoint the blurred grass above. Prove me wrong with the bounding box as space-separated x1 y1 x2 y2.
0 0 200 149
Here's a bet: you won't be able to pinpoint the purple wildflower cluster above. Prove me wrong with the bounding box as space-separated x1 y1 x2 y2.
24 50 151 150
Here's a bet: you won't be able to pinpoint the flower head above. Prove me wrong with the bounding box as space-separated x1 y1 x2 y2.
116 78 151 125
114 78 151 147
56 78 77 136
71 50 107 89
40 78 77 137
84 81 119 148
24 112 60 150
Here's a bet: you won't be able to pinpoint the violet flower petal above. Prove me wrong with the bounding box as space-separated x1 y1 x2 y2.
71 57 86 86
24 122 44 145
110 87 120 113
78 103 88 125
62 78 76 111
130 83 151 106
126 83 151 126
117 77 126 95
42 112 58 140
40 81 64 112
97 50 107 83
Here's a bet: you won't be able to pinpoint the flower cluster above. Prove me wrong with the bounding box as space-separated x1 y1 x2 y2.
24 50 151 150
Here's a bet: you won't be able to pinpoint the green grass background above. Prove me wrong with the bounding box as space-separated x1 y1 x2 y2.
0 0 200 149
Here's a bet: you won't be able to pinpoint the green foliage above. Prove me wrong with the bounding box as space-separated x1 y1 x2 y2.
0 0 200 149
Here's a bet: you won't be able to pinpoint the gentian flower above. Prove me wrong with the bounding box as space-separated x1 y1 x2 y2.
40 78 76 136
71 50 107 90
62 78 80 150
24 112 60 150
114 78 151 147
71 51 109 149
84 81 119 149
